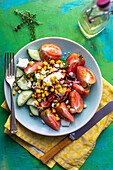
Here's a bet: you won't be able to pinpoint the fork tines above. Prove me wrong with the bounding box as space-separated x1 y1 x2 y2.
5 52 15 79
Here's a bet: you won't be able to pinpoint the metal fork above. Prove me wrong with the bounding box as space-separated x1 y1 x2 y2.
5 53 17 134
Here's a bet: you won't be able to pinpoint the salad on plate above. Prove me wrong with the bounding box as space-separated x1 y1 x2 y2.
14 43 96 130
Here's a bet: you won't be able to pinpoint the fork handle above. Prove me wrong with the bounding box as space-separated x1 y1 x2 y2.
10 87 17 134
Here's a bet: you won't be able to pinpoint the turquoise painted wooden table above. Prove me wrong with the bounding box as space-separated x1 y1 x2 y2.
0 0 113 169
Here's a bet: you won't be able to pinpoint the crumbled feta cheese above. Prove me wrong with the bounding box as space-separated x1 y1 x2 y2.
44 86 48 91
35 73 41 80
51 103 55 107
54 64 60 68
70 108 76 113
43 72 65 86
52 67 58 71
60 80 64 84
69 72 74 76
61 119 70 127
17 58 29 69
65 100 69 104
18 90 22 93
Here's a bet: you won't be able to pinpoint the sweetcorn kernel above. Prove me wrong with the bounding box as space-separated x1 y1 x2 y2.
41 86 44 89
38 98 42 102
43 66 47 70
30 113 33 116
60 89 65 95
46 82 50 86
37 94 41 97
43 61 48 65
42 93 45 98
56 84 62 89
52 108 56 113
50 88 54 92
56 60 61 64
37 81 40 86
36 89 41 93
56 116 60 121
37 66 41 69
30 77 33 81
56 103 60 107
32 94 35 98
67 105 71 109
29 61 33 66
34 101 39 105
53 100 58 103
43 97 46 101
40 75 44 80
45 91 49 96
15 86 19 91
38 86 41 89
51 68 54 72
53 76 57 80
13 91 16 95
47 65 51 69
43 82 46 86
62 69 66 73
55 89 59 94
40 90 44 93
50 60 55 64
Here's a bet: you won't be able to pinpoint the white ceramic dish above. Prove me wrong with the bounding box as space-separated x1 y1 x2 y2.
4 37 103 136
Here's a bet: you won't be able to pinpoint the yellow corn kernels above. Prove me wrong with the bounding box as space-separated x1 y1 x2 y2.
13 91 16 95
50 60 55 64
15 86 19 91
29 61 33 66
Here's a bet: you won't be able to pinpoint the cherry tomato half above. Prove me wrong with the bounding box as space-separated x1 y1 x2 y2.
56 102 74 123
69 91 84 113
24 61 44 74
41 108 60 130
66 53 85 77
39 43 62 62
73 83 90 98
77 66 96 88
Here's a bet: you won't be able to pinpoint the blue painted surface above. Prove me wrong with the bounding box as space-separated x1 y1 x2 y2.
0 0 38 11
60 0 86 14
0 0 28 11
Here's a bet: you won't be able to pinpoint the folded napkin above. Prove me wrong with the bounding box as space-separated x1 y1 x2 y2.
1 78 113 170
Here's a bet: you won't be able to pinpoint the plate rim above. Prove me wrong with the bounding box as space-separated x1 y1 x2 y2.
4 37 103 136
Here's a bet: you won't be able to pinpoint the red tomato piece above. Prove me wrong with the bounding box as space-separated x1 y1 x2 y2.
69 91 84 113
41 108 60 130
40 101 51 109
24 61 44 74
66 53 85 77
56 102 74 123
48 93 57 102
77 66 96 88
73 83 90 98
39 43 62 62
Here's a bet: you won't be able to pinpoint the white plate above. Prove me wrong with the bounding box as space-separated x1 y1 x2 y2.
4 37 103 136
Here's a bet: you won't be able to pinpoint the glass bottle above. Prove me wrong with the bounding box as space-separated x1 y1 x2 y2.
78 0 112 39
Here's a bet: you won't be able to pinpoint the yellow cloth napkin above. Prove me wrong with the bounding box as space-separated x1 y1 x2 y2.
1 78 113 170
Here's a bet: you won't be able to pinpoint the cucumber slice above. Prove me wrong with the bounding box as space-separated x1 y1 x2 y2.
17 90 33 106
29 106 39 116
26 98 35 105
16 68 24 78
17 75 31 90
59 60 68 68
27 49 41 61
